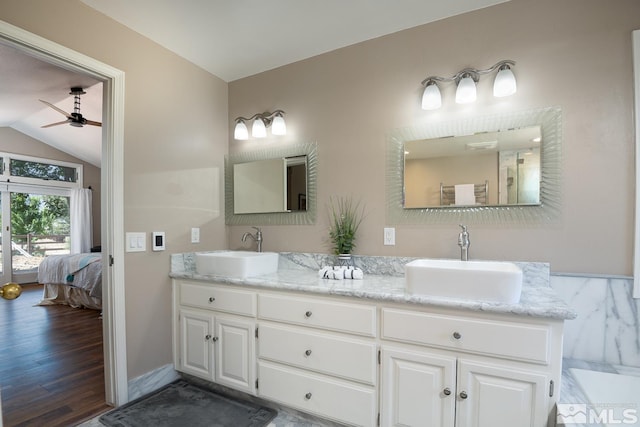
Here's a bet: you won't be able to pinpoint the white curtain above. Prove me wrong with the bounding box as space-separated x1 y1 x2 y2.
70 188 93 254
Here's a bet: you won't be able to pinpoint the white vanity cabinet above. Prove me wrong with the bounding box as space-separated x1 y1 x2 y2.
174 281 257 395
172 278 566 427
256 293 378 427
380 307 562 427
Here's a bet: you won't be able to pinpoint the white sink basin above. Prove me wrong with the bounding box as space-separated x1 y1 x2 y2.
405 259 523 303
195 251 279 278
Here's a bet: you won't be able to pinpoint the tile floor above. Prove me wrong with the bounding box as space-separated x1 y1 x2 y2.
80 359 640 427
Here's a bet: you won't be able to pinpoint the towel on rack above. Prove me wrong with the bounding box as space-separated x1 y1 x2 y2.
318 266 364 280
454 184 476 205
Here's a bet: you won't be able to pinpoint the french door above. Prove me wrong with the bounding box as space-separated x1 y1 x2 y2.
0 188 71 284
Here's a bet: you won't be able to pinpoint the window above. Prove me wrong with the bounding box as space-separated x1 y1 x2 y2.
9 159 77 182
0 152 82 189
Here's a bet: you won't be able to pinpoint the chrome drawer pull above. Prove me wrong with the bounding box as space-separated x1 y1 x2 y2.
208 297 215 303
305 349 312 356
305 392 312 400
205 334 211 341
305 311 312 318
452 331 462 340
459 391 468 399
212 336 219 342
443 387 451 396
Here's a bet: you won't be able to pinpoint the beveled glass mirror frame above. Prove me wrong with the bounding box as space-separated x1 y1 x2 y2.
386 107 562 224
225 141 317 225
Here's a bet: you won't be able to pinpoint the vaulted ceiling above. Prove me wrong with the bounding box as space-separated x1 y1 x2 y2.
1 0 507 167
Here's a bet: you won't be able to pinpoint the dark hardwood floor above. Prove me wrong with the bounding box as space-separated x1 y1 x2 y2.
0 284 111 426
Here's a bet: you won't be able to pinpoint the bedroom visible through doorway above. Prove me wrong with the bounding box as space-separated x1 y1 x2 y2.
0 153 85 284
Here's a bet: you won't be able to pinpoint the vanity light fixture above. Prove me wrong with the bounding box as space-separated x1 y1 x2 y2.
420 60 516 110
234 110 286 140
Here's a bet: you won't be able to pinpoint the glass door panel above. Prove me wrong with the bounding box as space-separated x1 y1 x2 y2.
9 192 70 284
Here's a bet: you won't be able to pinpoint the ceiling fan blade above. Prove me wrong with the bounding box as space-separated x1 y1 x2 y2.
85 119 102 127
41 120 71 128
39 99 72 118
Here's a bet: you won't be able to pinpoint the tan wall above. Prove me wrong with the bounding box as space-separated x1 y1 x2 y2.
0 2 229 379
229 0 640 276
0 127 101 242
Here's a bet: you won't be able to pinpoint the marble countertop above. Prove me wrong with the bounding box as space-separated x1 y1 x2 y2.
170 252 577 320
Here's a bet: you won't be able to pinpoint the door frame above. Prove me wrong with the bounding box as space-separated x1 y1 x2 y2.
633 29 640 298
0 20 128 405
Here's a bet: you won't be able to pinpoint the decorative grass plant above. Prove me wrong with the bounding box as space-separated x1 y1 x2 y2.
328 196 365 255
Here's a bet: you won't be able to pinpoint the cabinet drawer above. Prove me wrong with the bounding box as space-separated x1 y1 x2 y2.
258 293 376 337
382 308 550 364
180 282 256 316
258 361 376 427
258 324 377 385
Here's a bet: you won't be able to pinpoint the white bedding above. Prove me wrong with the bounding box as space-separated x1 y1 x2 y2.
37 253 102 298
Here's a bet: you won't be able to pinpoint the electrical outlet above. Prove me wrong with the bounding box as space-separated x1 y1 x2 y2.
384 227 395 245
191 227 200 243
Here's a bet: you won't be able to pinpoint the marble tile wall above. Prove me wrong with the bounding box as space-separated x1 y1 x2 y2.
551 275 640 368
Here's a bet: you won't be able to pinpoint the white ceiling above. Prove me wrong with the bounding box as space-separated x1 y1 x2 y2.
1 0 507 167
80 0 507 82
0 43 103 167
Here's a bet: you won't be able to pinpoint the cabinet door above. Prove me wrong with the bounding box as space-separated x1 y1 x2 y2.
179 309 214 380
215 315 256 394
456 359 549 427
380 347 456 427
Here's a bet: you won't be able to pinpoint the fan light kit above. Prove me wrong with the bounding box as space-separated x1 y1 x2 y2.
420 60 517 110
40 87 102 128
234 110 286 140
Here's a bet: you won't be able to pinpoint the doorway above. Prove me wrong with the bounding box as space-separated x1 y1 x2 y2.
0 20 127 406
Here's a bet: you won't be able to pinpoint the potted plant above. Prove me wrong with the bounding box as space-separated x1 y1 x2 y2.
327 196 365 263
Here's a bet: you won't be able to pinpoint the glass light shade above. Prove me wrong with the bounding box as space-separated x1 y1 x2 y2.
493 66 517 97
421 82 442 110
271 114 286 135
456 75 477 104
234 121 248 140
252 118 267 138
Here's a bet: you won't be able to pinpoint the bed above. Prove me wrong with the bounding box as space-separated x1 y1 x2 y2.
37 252 102 310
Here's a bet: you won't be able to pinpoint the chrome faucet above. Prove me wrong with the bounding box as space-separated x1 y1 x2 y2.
458 224 470 261
242 227 263 252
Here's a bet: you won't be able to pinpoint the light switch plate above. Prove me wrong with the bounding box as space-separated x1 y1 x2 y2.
126 232 146 252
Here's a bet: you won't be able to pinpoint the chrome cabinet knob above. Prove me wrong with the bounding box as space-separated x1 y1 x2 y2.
212 336 219 342
459 391 468 399
205 334 212 340
305 349 312 356
305 392 312 400
443 387 451 396
305 311 312 318
208 297 215 303
453 331 462 340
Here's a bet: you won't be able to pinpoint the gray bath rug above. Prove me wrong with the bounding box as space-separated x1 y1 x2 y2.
99 380 277 427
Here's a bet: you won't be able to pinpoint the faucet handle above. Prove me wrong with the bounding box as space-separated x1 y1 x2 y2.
252 226 261 233
459 224 467 232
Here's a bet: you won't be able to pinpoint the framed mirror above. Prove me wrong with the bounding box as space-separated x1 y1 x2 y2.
225 141 317 225
386 107 562 224
233 156 307 214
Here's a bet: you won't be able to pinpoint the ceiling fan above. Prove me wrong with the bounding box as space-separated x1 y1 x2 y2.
40 87 102 128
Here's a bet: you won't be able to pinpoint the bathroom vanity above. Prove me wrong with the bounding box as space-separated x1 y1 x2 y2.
170 252 575 427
